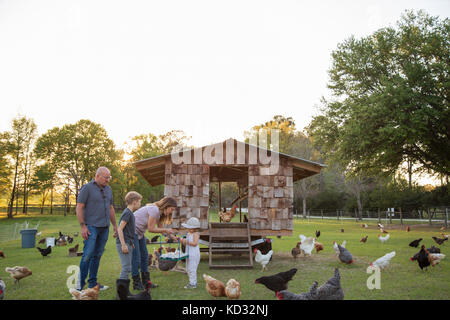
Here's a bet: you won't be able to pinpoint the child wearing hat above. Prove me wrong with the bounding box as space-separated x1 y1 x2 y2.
179 217 200 289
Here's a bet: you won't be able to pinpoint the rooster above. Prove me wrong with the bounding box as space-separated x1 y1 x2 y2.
225 279 241 299
413 245 431 270
276 268 344 300
378 234 390 244
254 249 273 271
360 236 368 243
255 268 297 296
298 235 315 256
203 274 226 297
370 251 395 270
69 283 100 300
37 245 52 258
5 266 32 286
219 205 238 223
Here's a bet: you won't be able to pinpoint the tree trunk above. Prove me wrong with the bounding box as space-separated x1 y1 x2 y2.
50 188 54 214
302 198 306 219
7 152 20 219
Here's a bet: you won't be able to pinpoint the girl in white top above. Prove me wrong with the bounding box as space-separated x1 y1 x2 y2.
179 217 201 289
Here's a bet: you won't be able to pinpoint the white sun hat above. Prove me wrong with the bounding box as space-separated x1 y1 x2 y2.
181 217 200 229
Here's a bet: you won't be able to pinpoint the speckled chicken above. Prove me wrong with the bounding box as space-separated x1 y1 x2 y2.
337 244 354 264
203 274 226 297
225 279 241 299
277 268 344 300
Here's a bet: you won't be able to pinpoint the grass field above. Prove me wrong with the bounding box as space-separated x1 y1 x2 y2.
0 212 449 300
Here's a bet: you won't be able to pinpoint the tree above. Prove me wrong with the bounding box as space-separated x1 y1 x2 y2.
4 116 37 218
0 133 12 195
308 10 449 179
29 164 55 214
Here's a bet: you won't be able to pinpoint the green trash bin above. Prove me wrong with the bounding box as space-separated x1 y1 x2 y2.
20 229 38 248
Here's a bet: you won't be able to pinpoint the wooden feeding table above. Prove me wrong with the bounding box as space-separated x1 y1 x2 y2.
134 138 326 269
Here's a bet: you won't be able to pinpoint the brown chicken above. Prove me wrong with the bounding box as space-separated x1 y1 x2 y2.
360 236 368 243
68 244 79 257
314 242 324 253
38 238 46 244
203 274 226 297
291 242 301 259
225 279 241 299
406 226 410 232
380 228 389 234
0 250 4 258
219 205 238 223
432 236 448 245
69 283 100 300
5 266 32 286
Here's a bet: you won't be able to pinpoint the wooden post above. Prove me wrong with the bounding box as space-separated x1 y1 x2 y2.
428 208 431 226
218 181 222 222
337 210 339 221
238 186 242 222
378 208 381 224
400 207 403 225
321 209 323 220
445 207 448 228
355 208 358 222
389 208 392 224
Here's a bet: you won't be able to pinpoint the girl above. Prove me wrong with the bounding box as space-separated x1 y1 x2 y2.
179 217 201 289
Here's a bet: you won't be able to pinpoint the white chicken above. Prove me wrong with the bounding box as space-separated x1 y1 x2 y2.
370 251 396 270
253 249 273 271
377 223 384 229
299 235 315 256
333 240 347 257
378 234 390 244
428 253 446 267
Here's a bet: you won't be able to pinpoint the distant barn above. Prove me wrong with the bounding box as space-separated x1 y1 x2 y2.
134 138 325 268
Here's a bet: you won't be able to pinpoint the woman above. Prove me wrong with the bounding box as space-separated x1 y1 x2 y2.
131 196 177 290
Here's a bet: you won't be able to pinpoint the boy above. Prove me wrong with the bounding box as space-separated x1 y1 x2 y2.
115 191 142 297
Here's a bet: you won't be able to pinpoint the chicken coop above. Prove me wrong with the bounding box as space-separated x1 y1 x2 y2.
134 138 325 268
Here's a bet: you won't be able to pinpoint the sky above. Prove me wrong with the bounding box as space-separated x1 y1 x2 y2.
0 0 449 153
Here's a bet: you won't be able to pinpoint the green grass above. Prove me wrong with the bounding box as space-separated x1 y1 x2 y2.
0 213 449 300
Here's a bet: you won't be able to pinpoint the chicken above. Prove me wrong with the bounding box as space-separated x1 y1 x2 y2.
414 245 431 270
36 245 52 258
73 232 79 237
340 229 344 233
5 266 32 286
411 246 440 261
409 238 422 248
298 235 315 256
150 235 160 243
406 226 410 232
315 230 321 238
117 280 152 300
360 236 368 243
255 268 297 295
425 249 445 268
0 278 4 300
276 268 344 300
442 234 449 239
337 244 354 264
219 205 238 223
0 250 4 258
377 223 384 229
38 238 46 244
56 238 67 246
361 223 368 228
254 249 273 271
291 242 301 259
67 236 74 244
36 231 42 237
314 242 324 253
370 251 396 270
380 228 389 234
378 234 390 244
203 274 226 297
432 236 448 245
225 279 241 299
333 240 346 257
68 244 79 257
69 283 100 300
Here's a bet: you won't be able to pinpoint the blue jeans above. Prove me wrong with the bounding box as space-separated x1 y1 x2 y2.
131 234 148 277
78 225 109 289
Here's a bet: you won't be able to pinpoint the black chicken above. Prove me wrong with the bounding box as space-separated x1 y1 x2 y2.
432 236 448 245
315 230 320 238
255 268 297 295
253 238 272 255
67 236 74 244
410 246 440 261
150 235 160 243
409 238 422 248
37 245 52 257
414 245 430 270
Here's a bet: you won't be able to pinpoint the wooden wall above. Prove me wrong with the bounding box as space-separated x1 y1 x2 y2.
247 157 294 231
164 159 210 230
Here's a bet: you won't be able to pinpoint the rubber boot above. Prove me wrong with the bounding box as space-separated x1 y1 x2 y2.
116 279 131 300
132 274 144 291
141 271 158 289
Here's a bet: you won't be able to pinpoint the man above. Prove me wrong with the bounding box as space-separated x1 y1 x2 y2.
76 166 118 291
